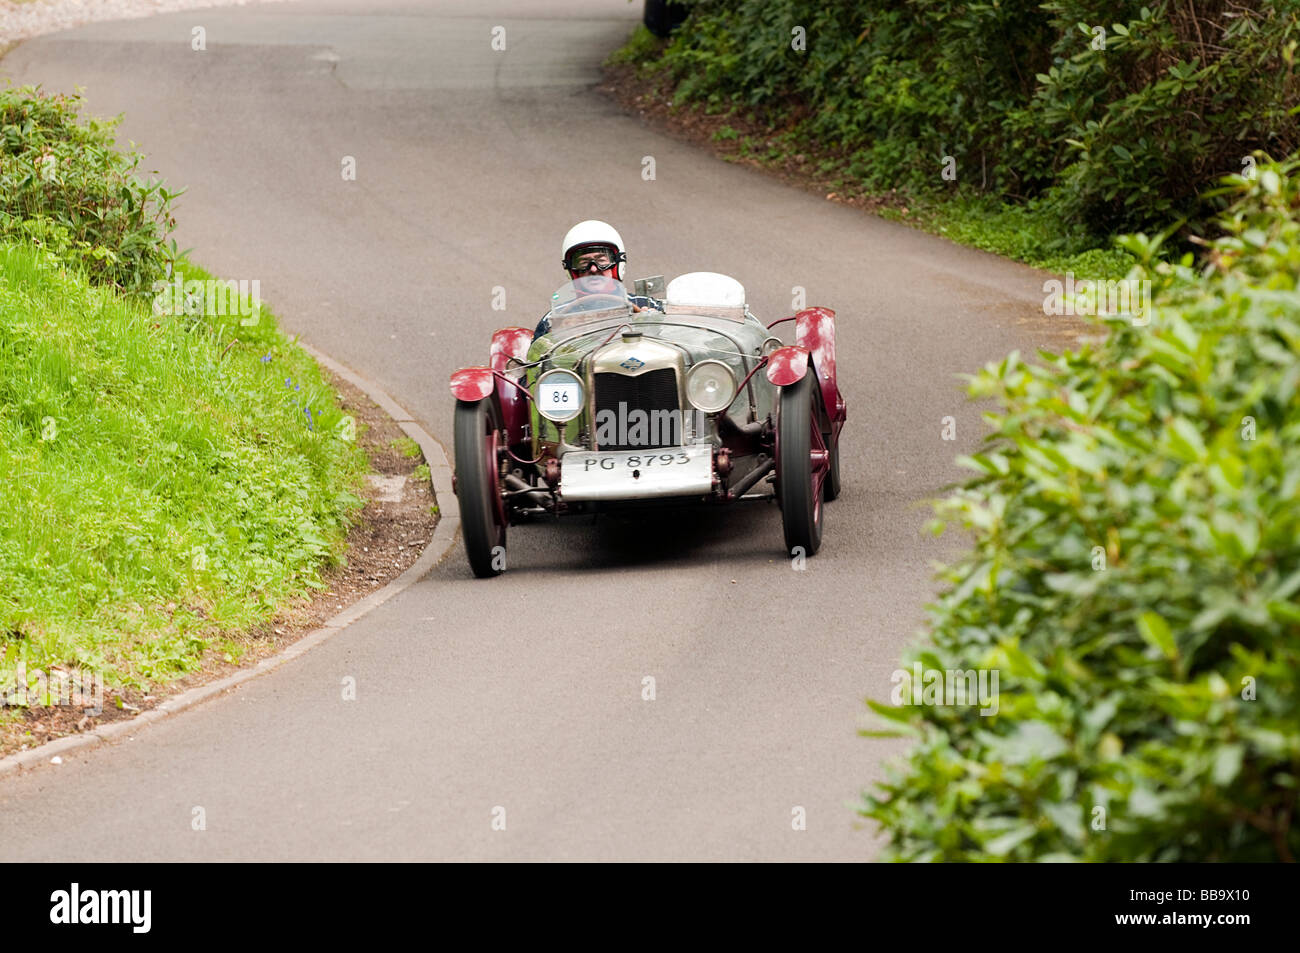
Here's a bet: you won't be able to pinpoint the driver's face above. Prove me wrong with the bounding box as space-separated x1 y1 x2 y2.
569 249 616 277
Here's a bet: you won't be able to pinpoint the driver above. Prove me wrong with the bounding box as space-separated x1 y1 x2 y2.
533 220 662 338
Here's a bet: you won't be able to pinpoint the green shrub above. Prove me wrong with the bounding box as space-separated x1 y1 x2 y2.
0 84 181 298
650 1 1299 242
858 157 1300 861
1036 2 1300 236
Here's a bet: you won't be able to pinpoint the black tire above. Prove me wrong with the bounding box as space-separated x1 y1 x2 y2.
454 398 506 578
644 0 688 38
824 437 842 501
776 375 824 556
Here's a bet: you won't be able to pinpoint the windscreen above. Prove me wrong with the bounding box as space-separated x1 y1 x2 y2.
545 275 633 333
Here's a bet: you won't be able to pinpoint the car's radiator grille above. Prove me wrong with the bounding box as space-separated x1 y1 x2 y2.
593 368 679 450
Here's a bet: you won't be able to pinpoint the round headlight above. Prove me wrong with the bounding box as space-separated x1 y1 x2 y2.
686 360 736 414
535 368 584 422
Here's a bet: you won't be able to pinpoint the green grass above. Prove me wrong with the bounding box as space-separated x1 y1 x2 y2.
0 242 367 698
391 436 420 458
885 196 1137 279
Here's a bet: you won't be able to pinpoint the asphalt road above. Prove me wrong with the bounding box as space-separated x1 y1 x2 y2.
0 0 1054 860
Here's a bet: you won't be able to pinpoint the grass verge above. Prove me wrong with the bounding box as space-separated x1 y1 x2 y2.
0 241 368 708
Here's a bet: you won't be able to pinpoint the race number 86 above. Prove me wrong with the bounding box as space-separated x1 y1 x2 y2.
536 369 584 423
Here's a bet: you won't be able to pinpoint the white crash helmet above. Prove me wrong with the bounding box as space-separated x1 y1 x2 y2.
561 220 627 281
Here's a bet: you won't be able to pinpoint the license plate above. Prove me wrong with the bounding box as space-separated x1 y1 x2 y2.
560 445 714 501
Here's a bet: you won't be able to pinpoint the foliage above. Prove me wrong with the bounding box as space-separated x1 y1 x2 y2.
1037 2 1300 235
0 84 181 298
647 1 1299 242
859 157 1300 861
608 21 669 68
900 194 1135 277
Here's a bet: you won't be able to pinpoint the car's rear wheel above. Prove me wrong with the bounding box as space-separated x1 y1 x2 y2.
776 375 826 556
454 398 507 578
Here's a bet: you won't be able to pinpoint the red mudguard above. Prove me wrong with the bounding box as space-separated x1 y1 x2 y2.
794 307 844 428
765 346 809 386
450 367 494 402
490 327 532 445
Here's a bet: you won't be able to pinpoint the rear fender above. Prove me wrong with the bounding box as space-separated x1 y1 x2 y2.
490 327 533 444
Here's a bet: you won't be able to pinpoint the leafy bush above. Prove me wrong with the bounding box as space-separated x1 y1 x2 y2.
1037 2 1300 236
650 1 1299 241
859 157 1300 861
0 84 181 298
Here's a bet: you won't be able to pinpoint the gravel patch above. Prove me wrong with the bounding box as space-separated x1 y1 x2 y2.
1 0 299 46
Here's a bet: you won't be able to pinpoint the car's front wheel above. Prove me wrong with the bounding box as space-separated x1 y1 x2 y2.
776 375 826 556
824 437 842 501
454 398 507 578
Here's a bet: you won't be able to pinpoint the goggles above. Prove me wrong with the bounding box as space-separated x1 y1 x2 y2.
566 245 620 274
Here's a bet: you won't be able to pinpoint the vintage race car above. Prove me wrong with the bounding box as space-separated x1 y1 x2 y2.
448 271 846 577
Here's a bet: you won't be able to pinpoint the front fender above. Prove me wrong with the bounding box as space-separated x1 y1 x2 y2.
490 327 533 445
450 367 494 402
765 345 809 386
794 307 844 426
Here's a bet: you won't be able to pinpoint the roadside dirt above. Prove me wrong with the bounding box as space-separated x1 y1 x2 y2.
0 370 438 757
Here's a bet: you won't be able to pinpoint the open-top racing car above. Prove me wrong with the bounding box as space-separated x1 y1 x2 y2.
448 271 846 577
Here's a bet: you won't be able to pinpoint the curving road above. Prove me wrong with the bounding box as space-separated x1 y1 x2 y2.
0 0 1053 860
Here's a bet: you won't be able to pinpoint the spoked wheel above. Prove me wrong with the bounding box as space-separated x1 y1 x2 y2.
776 375 828 556
454 398 507 577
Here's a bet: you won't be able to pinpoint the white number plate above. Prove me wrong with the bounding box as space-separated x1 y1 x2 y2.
560 445 714 501
538 379 582 418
